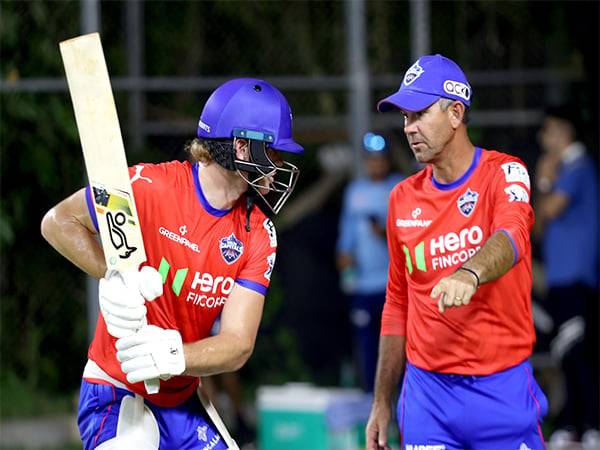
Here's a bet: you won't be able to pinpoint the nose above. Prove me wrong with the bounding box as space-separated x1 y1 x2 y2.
404 116 418 134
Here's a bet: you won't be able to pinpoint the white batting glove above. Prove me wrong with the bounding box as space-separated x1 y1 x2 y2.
99 266 163 338
116 325 185 384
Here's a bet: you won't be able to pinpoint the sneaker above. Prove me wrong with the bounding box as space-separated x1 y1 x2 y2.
549 429 578 449
582 429 600 450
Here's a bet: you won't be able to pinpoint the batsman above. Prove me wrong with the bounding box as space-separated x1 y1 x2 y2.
42 76 303 449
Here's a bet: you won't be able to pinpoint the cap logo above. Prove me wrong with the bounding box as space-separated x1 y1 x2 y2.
403 60 424 86
198 119 211 133
443 80 471 101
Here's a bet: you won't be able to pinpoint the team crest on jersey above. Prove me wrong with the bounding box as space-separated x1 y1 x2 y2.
457 188 479 217
219 233 244 264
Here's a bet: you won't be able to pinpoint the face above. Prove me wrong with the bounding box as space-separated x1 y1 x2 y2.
364 153 391 181
234 139 283 193
538 117 571 154
402 100 456 164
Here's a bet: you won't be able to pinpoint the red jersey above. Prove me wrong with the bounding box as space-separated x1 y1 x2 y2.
86 161 276 406
381 147 535 375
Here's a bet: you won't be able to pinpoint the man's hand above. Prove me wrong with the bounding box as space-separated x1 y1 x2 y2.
366 402 393 450
116 325 185 384
99 266 163 338
431 268 478 313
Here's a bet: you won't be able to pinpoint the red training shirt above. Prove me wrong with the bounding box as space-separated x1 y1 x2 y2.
86 161 276 406
381 147 535 375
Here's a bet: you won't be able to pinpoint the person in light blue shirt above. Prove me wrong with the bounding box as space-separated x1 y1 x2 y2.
535 104 599 449
336 133 403 392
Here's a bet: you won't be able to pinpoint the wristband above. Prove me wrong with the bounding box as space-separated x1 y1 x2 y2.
458 267 480 288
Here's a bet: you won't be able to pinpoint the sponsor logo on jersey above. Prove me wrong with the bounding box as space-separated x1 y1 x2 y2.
158 226 200 253
263 218 277 247
130 165 153 184
443 79 471 101
264 252 276 281
501 162 530 189
519 443 532 450
505 184 530 203
186 271 234 308
219 233 244 264
396 218 433 228
403 226 483 273
457 188 479 217
403 60 424 86
406 445 446 450
396 207 432 228
158 257 234 308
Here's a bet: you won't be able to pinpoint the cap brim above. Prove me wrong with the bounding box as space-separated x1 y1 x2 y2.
377 90 440 113
272 139 304 154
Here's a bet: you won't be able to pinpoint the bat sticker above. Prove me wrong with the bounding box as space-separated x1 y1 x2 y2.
106 211 137 259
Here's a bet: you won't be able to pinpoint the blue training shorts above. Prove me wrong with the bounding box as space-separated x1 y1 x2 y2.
78 380 228 450
398 360 548 450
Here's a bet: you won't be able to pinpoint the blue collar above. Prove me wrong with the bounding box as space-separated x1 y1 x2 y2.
192 163 232 217
432 147 482 191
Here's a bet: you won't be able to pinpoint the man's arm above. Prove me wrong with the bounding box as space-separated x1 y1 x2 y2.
41 188 107 279
183 284 264 376
116 283 265 384
366 335 406 450
366 187 407 450
432 230 516 312
433 158 534 312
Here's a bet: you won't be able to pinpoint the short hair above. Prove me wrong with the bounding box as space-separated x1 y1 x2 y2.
544 104 582 137
439 98 470 124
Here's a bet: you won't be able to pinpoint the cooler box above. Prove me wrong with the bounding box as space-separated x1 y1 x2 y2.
257 383 371 450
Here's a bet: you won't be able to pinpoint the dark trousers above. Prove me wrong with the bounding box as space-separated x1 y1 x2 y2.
547 282 599 433
350 292 386 392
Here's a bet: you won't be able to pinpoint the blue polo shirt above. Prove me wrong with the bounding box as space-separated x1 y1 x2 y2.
542 143 599 288
337 173 403 294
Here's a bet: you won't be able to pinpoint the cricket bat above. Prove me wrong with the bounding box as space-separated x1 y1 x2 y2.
60 32 159 395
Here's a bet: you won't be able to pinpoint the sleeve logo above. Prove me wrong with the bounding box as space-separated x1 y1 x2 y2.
504 184 530 203
264 253 276 281
501 162 530 189
263 218 277 248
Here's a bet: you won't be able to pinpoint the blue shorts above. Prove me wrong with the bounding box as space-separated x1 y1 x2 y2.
398 360 548 450
78 380 228 450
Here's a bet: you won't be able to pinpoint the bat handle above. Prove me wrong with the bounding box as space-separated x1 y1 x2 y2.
144 378 160 394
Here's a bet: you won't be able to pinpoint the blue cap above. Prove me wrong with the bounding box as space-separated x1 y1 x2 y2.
377 54 472 113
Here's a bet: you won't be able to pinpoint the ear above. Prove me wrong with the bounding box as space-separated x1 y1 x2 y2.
448 101 465 129
234 139 249 160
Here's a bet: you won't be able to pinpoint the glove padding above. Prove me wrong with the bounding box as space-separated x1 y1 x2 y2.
116 325 185 384
99 266 163 338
